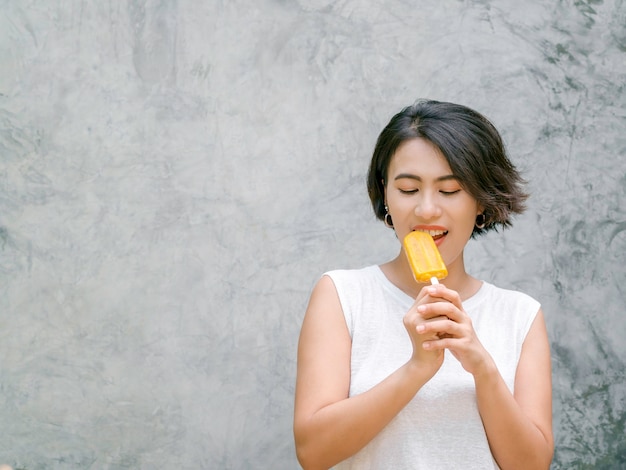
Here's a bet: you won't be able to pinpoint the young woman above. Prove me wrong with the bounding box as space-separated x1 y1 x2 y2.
293 100 553 469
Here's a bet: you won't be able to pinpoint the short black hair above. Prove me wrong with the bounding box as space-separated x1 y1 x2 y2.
367 99 528 237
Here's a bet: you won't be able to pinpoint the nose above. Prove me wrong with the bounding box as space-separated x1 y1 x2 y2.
414 192 442 220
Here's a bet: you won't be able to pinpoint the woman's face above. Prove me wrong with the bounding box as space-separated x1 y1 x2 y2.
384 138 482 272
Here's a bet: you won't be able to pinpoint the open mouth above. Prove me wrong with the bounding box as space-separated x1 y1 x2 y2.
416 229 448 241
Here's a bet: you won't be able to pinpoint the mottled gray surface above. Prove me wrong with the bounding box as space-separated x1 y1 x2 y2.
0 1 624 469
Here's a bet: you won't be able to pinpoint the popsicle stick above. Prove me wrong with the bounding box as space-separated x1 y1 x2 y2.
430 276 439 285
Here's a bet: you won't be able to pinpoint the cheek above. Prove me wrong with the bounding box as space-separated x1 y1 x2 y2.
457 201 481 230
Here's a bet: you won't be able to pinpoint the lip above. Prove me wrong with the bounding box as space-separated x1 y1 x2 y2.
411 225 448 246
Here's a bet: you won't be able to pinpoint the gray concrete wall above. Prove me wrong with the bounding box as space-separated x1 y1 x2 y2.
1 1 624 468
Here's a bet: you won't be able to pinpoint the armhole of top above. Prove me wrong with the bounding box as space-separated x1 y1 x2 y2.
322 272 353 339
521 300 541 343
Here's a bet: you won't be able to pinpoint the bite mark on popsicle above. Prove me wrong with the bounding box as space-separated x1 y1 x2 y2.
403 231 448 285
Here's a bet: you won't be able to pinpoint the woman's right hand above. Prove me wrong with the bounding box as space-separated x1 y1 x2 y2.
403 285 447 376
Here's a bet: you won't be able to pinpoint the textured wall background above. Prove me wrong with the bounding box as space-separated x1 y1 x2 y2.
1 1 624 469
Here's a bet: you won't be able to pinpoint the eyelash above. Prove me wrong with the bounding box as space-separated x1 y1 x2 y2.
399 189 461 195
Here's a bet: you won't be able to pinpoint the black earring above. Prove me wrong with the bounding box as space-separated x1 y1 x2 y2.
384 205 394 228
475 213 486 229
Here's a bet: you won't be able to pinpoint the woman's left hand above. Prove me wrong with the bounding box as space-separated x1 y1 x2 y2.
415 283 493 377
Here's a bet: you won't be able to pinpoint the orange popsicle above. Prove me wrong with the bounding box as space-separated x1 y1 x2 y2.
403 231 448 284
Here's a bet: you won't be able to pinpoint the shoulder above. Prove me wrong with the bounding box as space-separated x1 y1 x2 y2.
479 282 540 312
317 266 389 337
306 265 379 314
469 282 542 343
323 265 380 283
321 265 381 296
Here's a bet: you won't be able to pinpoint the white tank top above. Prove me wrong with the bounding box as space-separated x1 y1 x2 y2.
326 265 540 470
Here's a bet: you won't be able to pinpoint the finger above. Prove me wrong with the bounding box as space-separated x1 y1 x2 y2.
411 284 443 309
425 285 463 308
416 316 450 335
422 336 456 350
425 315 449 323
417 302 459 321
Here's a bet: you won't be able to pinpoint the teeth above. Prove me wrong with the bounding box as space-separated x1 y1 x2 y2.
417 229 447 237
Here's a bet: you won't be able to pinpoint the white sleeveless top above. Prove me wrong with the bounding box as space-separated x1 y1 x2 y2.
326 265 540 470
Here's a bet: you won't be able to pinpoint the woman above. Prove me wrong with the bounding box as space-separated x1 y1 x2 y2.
293 100 553 469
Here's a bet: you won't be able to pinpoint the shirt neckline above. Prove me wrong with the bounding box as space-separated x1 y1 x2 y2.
371 264 489 308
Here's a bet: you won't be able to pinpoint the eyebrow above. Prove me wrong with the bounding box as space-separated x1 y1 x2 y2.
394 173 458 182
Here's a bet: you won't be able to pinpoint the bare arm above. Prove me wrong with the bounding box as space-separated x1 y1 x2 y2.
474 310 553 469
293 275 442 470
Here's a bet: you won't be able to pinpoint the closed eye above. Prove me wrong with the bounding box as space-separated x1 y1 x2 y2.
440 189 461 195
